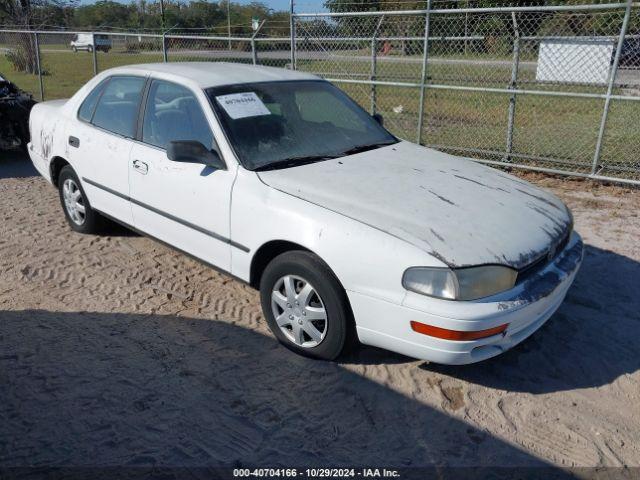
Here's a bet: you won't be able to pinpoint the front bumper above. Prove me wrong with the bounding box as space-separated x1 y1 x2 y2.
350 232 584 364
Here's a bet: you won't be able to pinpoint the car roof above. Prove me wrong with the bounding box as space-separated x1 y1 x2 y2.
106 62 321 89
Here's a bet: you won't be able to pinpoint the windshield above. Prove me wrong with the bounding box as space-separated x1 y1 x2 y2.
206 80 397 170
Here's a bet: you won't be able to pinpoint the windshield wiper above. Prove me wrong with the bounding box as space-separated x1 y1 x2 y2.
254 140 397 172
254 154 338 172
337 140 398 157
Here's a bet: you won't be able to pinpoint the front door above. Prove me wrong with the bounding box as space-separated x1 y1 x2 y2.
128 79 237 271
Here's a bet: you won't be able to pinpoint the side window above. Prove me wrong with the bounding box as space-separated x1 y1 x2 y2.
142 80 214 150
78 79 108 123
92 76 145 138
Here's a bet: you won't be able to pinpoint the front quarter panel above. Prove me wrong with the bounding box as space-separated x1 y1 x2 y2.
231 169 445 306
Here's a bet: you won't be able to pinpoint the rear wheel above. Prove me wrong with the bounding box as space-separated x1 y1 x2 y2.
260 251 353 360
58 165 102 234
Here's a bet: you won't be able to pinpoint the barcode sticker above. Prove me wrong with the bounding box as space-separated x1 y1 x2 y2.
215 92 271 120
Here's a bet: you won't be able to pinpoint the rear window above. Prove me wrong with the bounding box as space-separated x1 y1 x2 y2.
91 76 145 138
78 79 108 123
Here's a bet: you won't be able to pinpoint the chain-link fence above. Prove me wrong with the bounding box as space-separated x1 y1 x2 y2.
294 2 640 184
1 1 639 184
0 24 290 101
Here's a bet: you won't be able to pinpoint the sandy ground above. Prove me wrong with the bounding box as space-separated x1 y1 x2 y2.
1 151 639 472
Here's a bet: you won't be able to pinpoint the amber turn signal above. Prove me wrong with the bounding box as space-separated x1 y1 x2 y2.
410 321 508 341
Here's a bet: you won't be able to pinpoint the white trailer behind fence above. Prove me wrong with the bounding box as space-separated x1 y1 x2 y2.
536 38 616 85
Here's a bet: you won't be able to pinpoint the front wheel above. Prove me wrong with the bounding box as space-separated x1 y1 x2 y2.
259 251 354 360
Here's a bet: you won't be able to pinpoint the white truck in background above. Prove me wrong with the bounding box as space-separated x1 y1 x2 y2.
70 33 112 53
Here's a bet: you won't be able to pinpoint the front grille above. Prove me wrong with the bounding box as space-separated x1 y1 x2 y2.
516 226 572 284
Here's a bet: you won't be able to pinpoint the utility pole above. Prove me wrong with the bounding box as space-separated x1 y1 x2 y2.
159 0 166 30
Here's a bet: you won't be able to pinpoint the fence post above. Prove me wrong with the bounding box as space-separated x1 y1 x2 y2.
251 41 257 65
91 32 98 76
592 0 632 175
162 33 168 62
416 0 432 144
464 1 469 56
505 12 520 161
289 0 296 70
370 38 377 115
251 19 266 65
370 15 385 115
34 32 44 101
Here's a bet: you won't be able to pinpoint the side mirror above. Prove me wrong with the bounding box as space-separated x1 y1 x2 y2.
166 141 226 170
372 113 384 127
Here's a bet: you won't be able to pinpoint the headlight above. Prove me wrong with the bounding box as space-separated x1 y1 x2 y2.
402 265 518 301
402 267 458 300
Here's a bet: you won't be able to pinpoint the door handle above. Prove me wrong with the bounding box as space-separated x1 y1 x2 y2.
132 159 148 175
68 136 80 148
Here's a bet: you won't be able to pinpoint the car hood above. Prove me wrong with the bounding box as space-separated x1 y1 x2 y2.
257 141 572 270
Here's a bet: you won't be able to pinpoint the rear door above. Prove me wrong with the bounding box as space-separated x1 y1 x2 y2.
70 75 147 226
128 79 238 271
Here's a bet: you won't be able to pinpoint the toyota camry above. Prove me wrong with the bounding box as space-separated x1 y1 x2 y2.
27 62 583 364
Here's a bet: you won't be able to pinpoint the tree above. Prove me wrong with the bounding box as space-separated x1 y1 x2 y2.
0 0 76 27
72 1 137 29
324 0 553 56
1 0 76 73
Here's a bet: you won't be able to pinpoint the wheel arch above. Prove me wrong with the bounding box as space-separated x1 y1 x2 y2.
250 239 358 345
249 240 314 289
50 156 71 187
249 240 351 297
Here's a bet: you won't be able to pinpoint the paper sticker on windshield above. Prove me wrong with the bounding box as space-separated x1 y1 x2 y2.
215 92 271 120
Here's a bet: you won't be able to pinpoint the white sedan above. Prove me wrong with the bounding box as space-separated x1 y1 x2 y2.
27 62 583 364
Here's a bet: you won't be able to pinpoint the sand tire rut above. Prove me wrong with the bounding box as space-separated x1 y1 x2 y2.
0 165 639 468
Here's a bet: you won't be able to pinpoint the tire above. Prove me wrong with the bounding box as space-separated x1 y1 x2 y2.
87 46 93 53
58 165 102 234
259 250 354 360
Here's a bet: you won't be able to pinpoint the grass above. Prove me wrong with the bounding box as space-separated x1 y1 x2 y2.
1 46 637 180
0 49 165 99
301 57 639 178
335 79 634 176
